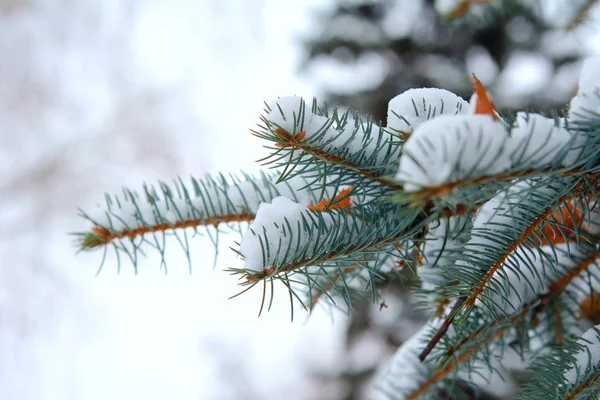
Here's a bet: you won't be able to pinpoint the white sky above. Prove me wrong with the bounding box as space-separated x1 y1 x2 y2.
0 1 353 399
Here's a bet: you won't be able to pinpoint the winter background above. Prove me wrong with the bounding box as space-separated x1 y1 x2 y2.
1 0 599 399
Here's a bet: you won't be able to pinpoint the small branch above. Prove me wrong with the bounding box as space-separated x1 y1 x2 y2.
273 128 403 190
308 187 354 212
407 168 551 203
408 327 507 400
419 296 466 362
245 213 427 282
566 370 600 400
549 251 600 293
566 0 598 31
405 169 599 206
81 213 255 248
420 176 600 361
410 289 565 399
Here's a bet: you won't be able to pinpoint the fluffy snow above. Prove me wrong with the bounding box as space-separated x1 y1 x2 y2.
452 181 556 282
564 248 600 303
508 112 575 167
581 201 600 235
329 14 382 46
239 196 360 272
541 31 586 60
3 1 352 400
566 63 599 164
381 1 423 39
466 185 598 315
396 114 510 191
240 196 307 271
564 325 600 385
387 88 468 134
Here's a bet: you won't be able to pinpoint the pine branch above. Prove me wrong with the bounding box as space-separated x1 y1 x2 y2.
254 96 403 199
421 175 600 360
389 242 600 399
75 172 335 271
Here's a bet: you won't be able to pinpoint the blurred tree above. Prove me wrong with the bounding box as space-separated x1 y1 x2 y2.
300 0 596 124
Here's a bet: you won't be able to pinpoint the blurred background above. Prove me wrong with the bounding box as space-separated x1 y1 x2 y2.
0 0 598 399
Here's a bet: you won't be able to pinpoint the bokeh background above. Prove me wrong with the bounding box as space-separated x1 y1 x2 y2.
1 0 599 399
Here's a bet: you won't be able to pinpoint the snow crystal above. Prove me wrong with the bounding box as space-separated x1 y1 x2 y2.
508 112 574 168
396 114 510 191
578 55 600 92
564 325 600 385
386 88 468 134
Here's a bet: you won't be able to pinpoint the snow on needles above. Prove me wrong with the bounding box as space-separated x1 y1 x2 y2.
379 322 437 398
240 196 308 272
570 56 600 127
85 174 332 237
508 112 575 167
392 82 592 192
386 88 468 134
266 96 331 140
239 196 360 272
266 96 399 166
396 114 510 192
564 325 600 385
